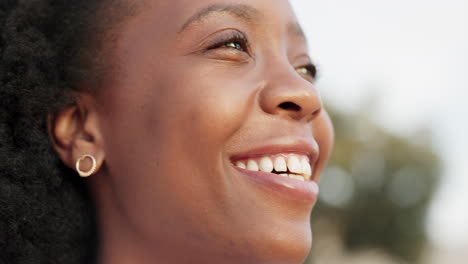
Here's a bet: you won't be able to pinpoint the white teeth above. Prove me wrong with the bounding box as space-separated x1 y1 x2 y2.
281 173 306 181
274 156 287 172
290 175 305 181
287 155 302 174
247 159 259 171
259 157 274 172
235 161 246 169
235 154 311 181
301 157 312 178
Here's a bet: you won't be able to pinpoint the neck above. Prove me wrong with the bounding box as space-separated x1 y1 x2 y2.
89 176 301 264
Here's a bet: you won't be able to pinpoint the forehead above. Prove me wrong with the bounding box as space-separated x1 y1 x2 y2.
145 0 300 31
106 0 307 76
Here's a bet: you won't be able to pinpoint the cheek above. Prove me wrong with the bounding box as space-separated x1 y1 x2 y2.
147 61 257 153
95 59 258 229
101 59 255 153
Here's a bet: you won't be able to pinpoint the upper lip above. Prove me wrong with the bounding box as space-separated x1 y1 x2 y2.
228 137 320 166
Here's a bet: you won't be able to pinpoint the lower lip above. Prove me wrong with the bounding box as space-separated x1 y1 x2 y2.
234 167 319 202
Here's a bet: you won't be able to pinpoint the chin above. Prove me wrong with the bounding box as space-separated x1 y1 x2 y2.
246 220 313 264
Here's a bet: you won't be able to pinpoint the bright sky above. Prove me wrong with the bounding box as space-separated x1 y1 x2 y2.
290 0 468 249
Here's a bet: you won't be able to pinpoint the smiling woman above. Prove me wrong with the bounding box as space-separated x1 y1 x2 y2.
0 0 333 264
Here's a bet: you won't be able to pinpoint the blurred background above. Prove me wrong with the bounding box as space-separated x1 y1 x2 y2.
290 0 468 263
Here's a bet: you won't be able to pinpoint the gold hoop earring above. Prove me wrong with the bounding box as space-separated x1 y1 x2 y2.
75 154 97 177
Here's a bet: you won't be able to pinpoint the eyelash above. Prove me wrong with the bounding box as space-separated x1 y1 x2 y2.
207 31 250 54
296 64 317 80
205 31 317 80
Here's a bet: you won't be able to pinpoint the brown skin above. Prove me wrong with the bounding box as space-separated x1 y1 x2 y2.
49 0 334 263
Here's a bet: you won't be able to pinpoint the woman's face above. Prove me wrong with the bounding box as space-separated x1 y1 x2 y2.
89 0 333 262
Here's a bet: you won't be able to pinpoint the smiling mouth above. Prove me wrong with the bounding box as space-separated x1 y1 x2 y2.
232 153 313 181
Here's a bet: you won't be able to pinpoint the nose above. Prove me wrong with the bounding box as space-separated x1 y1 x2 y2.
258 64 322 122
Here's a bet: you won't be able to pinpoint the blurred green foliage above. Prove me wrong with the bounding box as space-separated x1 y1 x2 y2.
307 106 441 263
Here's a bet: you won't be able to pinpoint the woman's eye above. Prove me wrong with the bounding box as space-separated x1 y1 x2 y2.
296 64 317 80
224 42 243 51
211 39 248 53
206 31 250 55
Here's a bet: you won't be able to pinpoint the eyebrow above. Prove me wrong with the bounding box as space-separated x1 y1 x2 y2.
179 3 307 43
179 4 261 33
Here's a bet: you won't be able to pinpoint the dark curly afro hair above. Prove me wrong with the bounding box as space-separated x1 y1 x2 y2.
0 0 139 263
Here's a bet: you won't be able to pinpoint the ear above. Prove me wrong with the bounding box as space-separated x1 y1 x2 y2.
47 94 105 176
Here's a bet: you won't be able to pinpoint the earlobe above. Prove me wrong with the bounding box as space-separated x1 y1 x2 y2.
47 100 105 176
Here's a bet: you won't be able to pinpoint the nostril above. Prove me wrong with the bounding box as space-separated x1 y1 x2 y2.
278 102 301 112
